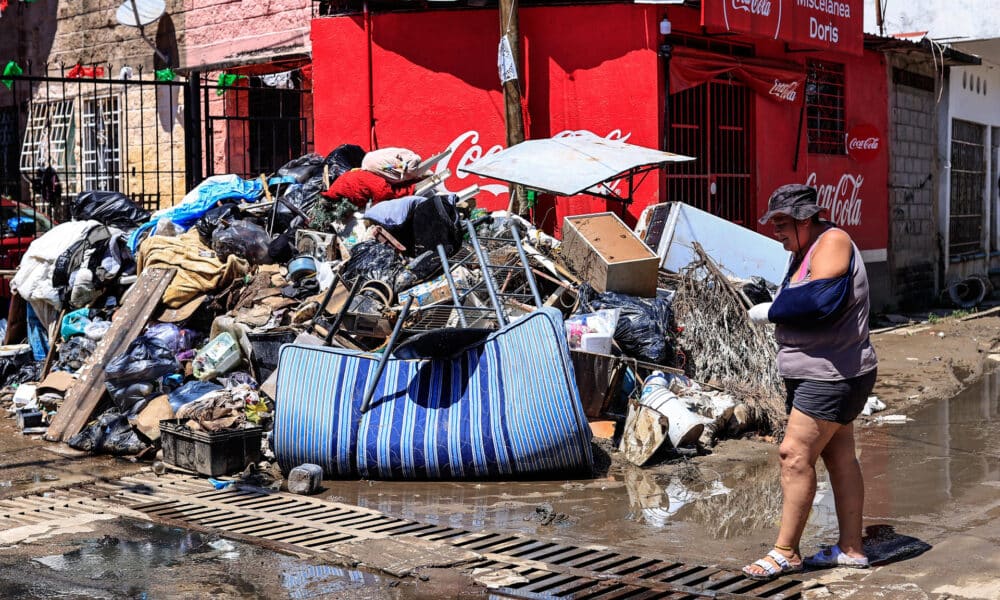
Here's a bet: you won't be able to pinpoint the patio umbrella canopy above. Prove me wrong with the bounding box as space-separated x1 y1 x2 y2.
460 133 695 200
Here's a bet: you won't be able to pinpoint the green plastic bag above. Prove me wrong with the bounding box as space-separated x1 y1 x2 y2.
61 308 92 341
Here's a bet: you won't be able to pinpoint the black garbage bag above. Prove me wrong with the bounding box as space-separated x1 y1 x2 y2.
105 336 179 413
0 359 41 388
55 336 97 373
410 194 463 256
71 191 151 230
577 284 676 365
394 250 443 291
742 276 776 305
340 239 405 291
211 219 272 265
195 201 242 245
273 175 326 232
67 410 146 455
277 153 326 183
325 144 366 180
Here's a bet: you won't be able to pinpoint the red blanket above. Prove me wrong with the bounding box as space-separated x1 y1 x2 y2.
321 169 415 208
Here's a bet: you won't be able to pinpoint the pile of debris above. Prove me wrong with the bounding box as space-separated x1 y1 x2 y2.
1 144 786 481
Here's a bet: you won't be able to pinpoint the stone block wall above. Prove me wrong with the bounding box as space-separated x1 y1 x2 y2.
0 0 311 210
888 57 940 309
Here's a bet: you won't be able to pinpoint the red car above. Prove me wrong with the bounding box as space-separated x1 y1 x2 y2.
0 196 55 303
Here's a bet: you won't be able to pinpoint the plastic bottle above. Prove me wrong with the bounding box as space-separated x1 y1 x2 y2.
192 332 242 381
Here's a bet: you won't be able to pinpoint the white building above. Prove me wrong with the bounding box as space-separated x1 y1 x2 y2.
939 38 1000 287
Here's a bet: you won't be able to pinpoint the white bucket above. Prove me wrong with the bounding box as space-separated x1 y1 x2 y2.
640 387 709 448
0 344 32 366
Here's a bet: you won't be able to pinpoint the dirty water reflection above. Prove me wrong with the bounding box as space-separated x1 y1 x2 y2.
321 369 1000 555
0 518 384 599
859 368 1000 519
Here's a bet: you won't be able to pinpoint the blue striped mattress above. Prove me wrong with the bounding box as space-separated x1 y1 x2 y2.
272 307 593 479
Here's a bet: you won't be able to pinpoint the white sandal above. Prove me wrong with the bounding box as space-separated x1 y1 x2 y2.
742 549 803 581
804 544 870 569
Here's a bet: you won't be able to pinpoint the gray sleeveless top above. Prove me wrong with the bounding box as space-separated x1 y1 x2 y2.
774 228 878 381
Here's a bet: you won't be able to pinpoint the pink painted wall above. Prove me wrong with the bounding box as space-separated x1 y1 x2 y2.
181 0 312 69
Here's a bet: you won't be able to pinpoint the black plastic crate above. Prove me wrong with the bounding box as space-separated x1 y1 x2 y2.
160 419 263 477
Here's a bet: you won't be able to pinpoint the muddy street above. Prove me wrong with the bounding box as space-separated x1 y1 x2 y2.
1 312 998 598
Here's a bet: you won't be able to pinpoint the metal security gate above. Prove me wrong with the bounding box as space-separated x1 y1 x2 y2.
0 65 188 220
198 66 313 181
949 118 986 256
665 79 754 227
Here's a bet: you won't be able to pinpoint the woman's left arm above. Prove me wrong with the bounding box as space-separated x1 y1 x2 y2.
808 229 852 279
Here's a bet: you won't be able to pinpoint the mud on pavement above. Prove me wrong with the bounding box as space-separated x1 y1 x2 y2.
2 311 999 599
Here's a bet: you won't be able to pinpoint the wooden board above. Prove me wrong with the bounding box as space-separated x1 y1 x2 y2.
44 268 176 442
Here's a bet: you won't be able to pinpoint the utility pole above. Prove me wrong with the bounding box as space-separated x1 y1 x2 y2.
498 0 528 216
875 0 884 36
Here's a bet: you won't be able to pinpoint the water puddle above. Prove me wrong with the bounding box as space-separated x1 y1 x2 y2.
1 518 383 599
318 369 1000 556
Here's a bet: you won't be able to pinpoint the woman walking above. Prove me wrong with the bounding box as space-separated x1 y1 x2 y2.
742 184 878 580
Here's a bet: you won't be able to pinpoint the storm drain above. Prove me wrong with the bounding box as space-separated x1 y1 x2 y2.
3 473 810 599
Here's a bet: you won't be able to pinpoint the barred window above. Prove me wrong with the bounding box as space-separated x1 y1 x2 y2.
806 60 846 155
81 95 123 191
20 99 75 173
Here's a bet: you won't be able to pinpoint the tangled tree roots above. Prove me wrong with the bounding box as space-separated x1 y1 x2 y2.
671 243 786 435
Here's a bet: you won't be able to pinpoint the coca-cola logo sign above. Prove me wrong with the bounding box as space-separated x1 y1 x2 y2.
845 123 881 162
769 79 799 102
805 172 864 227
722 0 782 39
732 0 773 17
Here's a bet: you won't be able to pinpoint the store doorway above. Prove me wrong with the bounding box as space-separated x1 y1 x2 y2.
664 78 754 227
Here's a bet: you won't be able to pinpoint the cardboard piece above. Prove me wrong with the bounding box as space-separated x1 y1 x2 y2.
35 371 76 396
130 394 175 441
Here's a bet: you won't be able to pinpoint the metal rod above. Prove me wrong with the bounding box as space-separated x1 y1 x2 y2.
307 272 341 336
509 223 543 308
325 277 364 346
437 244 468 328
360 295 414 413
465 220 507 326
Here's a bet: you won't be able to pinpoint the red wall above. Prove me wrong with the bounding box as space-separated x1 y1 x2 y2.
312 6 662 235
312 5 888 250
751 40 889 253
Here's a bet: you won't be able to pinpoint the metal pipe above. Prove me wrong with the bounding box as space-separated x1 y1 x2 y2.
307 273 341 336
325 277 364 346
360 295 414 413
465 220 507 326
509 223 543 308
437 244 468 328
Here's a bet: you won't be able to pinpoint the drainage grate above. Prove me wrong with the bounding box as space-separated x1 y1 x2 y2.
3 473 810 599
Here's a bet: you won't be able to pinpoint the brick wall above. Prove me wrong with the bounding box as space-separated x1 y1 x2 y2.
888 57 939 310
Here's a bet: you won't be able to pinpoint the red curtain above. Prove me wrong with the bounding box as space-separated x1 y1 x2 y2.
669 47 805 105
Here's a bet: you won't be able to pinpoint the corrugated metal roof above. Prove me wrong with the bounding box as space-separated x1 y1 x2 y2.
863 33 981 65
459 134 695 197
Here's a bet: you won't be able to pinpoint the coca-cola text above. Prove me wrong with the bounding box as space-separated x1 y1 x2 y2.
769 79 799 102
847 136 879 151
805 172 864 227
732 0 773 16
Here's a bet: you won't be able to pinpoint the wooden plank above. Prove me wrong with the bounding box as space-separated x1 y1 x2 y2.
44 268 176 442
38 309 66 381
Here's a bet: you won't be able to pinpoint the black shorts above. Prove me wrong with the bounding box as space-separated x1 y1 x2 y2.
784 369 877 425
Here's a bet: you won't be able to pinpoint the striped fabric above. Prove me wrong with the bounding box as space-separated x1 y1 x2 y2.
273 307 594 479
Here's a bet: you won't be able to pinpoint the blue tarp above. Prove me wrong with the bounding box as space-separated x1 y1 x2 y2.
128 175 264 252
